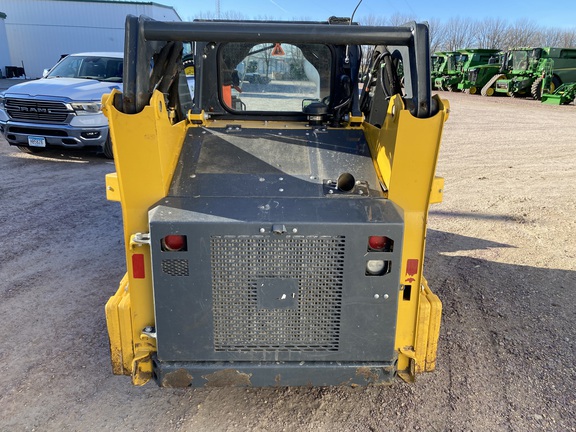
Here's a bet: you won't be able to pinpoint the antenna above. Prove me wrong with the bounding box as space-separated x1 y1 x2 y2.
345 0 364 64
350 0 363 23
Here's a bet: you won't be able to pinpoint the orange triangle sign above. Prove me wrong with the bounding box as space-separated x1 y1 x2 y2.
271 43 285 56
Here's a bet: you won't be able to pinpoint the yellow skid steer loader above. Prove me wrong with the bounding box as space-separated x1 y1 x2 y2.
103 15 449 387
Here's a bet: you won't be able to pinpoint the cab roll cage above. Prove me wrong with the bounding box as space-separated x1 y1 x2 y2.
122 15 434 119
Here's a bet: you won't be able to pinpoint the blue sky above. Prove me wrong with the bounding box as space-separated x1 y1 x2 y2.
168 0 576 29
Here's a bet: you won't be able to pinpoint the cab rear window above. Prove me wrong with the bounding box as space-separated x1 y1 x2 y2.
219 42 332 112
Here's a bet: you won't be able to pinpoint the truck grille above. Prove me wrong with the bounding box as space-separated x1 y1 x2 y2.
210 235 345 352
6 98 71 123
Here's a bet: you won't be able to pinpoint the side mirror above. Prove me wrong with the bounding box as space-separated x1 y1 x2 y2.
42 69 50 78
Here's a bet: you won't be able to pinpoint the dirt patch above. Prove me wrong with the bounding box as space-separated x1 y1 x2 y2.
0 92 575 431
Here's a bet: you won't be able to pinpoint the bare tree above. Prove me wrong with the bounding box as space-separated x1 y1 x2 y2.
252 14 283 21
502 19 541 49
474 18 509 49
193 10 248 20
428 17 447 52
387 13 416 26
558 30 576 47
192 10 216 20
537 28 576 47
443 17 475 50
357 15 387 26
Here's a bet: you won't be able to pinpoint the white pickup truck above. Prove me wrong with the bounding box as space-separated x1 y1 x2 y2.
0 52 123 158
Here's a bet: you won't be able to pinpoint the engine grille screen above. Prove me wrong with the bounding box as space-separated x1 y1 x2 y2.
161 259 189 277
210 235 345 352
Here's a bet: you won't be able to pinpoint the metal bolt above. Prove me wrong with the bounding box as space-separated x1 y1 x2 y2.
190 174 196 178
384 294 389 300
144 326 153 332
292 228 298 233
259 228 266 233
279 188 284 192
259 177 265 182
328 189 334 194
279 177 284 181
374 294 380 299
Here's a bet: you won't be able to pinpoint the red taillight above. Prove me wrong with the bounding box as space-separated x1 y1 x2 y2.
368 236 387 251
162 235 186 251
132 254 145 278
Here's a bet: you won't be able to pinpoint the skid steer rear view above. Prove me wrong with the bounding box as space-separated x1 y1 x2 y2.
103 16 449 387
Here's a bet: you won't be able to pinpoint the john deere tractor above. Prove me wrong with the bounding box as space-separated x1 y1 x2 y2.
434 48 499 92
457 51 502 94
482 47 576 98
431 51 460 90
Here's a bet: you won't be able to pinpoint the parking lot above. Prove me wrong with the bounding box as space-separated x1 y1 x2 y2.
1 91 575 431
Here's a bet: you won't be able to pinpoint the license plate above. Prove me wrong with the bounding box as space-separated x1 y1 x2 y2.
28 136 46 148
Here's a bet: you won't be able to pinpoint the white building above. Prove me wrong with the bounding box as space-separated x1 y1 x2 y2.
0 13 11 77
1 0 181 78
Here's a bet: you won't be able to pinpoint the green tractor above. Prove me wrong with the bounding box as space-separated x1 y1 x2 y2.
458 52 502 95
433 48 499 92
482 47 576 98
431 51 460 90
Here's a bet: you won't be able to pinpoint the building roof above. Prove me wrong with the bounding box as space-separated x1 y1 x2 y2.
35 0 176 11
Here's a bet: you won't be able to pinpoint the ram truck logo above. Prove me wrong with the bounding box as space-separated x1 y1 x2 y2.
14 106 49 113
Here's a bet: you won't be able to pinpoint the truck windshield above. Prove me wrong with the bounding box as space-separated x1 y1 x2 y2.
47 56 123 82
219 42 331 112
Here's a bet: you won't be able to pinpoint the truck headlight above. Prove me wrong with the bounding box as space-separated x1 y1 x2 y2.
71 102 102 115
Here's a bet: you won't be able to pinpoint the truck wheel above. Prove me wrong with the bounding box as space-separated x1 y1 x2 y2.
102 136 114 159
469 86 478 95
17 146 44 154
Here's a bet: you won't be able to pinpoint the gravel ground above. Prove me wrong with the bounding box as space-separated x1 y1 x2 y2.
0 91 575 431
